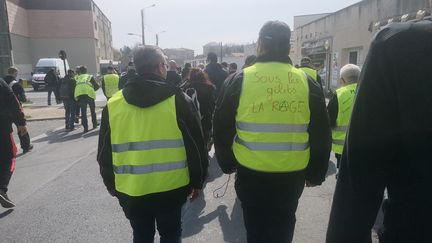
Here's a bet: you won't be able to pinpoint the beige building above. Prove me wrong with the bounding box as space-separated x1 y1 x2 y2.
3 0 113 78
164 48 195 66
293 0 432 91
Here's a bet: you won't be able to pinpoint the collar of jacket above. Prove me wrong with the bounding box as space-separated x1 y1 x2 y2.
255 54 293 65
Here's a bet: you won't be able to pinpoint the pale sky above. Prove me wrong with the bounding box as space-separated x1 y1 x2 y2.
93 0 361 55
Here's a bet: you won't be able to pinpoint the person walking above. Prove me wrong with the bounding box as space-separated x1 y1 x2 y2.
182 68 216 150
204 52 228 96
44 68 60 105
59 69 77 130
97 46 208 243
3 67 33 153
118 62 137 90
214 21 331 243
326 20 432 243
327 64 360 173
299 57 323 88
74 66 99 133
101 66 119 99
166 60 182 86
0 78 29 208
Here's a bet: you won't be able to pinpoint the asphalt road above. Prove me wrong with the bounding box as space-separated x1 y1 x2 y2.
1 119 376 242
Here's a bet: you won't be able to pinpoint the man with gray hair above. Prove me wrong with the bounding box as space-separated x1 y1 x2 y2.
97 46 208 243
327 64 361 172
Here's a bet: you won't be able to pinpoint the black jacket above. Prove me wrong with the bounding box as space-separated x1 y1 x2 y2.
182 81 216 142
44 71 58 87
204 63 228 95
327 92 338 129
0 78 26 135
166 70 182 86
4 75 26 103
118 69 137 90
326 20 432 243
59 75 76 100
213 55 331 205
97 73 208 219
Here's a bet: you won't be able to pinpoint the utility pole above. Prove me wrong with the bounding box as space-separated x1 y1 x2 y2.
141 9 145 46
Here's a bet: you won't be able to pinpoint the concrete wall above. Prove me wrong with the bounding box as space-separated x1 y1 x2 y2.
10 34 31 77
294 0 432 90
29 38 97 75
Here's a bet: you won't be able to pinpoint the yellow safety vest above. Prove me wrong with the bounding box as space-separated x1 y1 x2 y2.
108 92 189 196
103 73 119 98
74 74 96 100
300 67 318 81
332 83 358 154
232 62 311 172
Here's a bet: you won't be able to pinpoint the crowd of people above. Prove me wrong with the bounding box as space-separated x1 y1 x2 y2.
1 18 431 243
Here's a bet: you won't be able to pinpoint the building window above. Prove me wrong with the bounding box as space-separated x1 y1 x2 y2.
349 51 358 65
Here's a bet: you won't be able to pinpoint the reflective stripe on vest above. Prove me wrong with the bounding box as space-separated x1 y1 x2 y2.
112 139 184 153
108 92 189 197
332 83 357 154
74 74 96 100
113 160 186 174
232 62 311 172
103 74 119 98
300 67 318 81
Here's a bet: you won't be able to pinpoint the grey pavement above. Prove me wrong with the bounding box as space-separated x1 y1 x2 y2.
25 88 107 107
1 118 351 243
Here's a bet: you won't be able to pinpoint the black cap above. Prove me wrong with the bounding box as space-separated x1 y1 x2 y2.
259 21 291 42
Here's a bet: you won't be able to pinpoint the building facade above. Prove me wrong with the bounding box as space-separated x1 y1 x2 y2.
293 0 431 92
163 48 194 66
2 0 113 78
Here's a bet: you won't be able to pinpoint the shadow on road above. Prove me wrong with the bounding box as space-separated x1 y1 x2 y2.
206 154 223 183
0 209 14 219
218 198 246 243
182 193 219 238
326 160 337 177
32 127 99 144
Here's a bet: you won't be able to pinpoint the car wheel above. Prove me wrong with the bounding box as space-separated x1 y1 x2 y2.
33 85 39 91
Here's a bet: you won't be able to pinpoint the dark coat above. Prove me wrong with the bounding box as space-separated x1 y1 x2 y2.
213 55 331 206
326 20 432 243
0 78 26 135
3 75 26 103
182 81 216 143
97 73 209 219
204 63 228 95
166 70 182 86
44 71 58 87
59 75 76 100
118 69 137 90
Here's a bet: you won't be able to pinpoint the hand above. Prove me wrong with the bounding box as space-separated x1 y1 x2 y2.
189 188 201 202
17 126 28 136
305 180 318 187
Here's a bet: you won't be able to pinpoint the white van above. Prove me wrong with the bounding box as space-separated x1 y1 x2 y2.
31 58 70 91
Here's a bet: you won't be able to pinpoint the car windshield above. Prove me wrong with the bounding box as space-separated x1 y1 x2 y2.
34 67 54 74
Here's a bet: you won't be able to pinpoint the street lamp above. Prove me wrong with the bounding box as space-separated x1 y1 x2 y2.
156 30 166 46
141 4 156 46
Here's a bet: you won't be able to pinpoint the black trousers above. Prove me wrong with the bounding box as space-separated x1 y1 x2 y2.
241 200 300 243
129 206 182 243
17 129 31 150
0 133 16 194
47 86 59 105
78 96 97 130
335 153 342 168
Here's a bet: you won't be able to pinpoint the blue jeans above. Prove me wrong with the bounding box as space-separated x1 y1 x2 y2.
129 206 182 243
63 98 76 128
